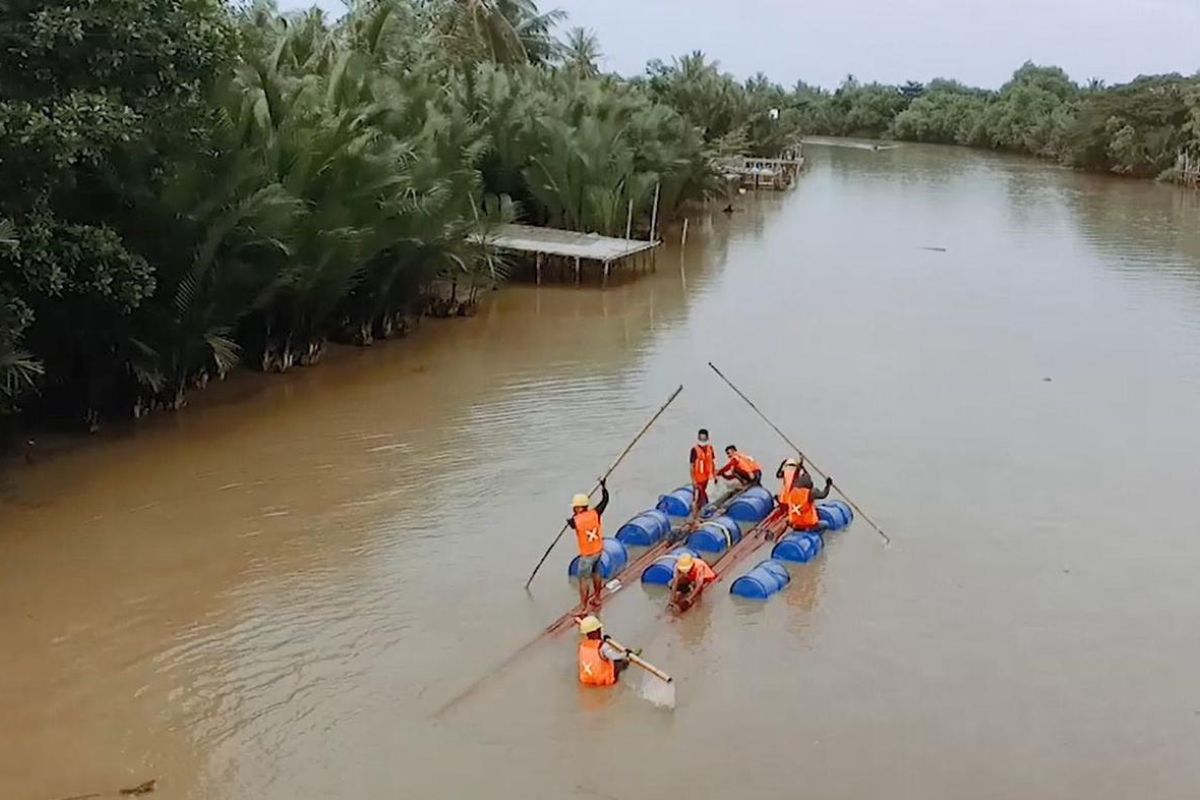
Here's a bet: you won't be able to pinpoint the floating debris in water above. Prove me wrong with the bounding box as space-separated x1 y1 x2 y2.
920 246 948 252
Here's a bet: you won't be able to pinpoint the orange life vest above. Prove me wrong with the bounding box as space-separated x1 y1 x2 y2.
785 486 819 530
691 443 716 485
780 464 798 496
578 639 616 686
723 451 761 478
573 509 604 557
681 559 717 586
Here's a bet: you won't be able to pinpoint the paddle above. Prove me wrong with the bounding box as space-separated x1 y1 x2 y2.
523 385 685 590
707 362 891 546
605 635 676 709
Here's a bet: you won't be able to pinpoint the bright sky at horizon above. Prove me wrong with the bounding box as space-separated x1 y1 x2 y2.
280 0 1199 90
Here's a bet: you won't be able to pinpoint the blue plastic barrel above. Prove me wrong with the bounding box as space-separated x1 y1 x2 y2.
816 504 842 529
616 510 672 547
568 538 629 580
686 515 743 554
641 546 700 586
772 531 824 563
828 499 854 525
726 486 775 524
656 486 695 518
730 559 792 600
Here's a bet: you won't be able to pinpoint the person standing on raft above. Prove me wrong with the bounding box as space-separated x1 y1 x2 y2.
689 428 716 518
668 553 717 611
568 479 610 609
777 457 832 532
717 445 762 487
577 615 633 686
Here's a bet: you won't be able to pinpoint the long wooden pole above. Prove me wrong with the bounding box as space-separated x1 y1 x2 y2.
524 385 685 589
605 637 672 683
649 182 661 243
707 362 891 546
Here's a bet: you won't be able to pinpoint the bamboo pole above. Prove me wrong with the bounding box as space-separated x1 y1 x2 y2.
626 198 634 240
649 182 661 243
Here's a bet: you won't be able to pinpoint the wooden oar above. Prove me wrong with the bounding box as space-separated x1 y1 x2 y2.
524 384 684 590
707 362 891 546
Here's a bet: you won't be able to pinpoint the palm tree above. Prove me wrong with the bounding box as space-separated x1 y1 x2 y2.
560 27 601 78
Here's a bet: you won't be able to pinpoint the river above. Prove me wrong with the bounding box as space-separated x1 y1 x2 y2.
3 142 1200 800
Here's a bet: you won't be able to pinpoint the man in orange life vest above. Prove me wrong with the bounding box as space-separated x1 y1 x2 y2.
668 553 717 611
777 457 832 532
717 445 763 487
689 428 716 516
568 479 610 609
577 615 632 686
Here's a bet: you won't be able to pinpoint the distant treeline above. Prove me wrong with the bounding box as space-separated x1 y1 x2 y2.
709 61 1200 181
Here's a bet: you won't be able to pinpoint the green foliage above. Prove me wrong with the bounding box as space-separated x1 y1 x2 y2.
0 0 716 426
4 0 1196 430
795 62 1200 181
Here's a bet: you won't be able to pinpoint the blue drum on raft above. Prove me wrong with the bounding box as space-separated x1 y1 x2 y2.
685 515 742 555
568 538 629 580
656 486 695 518
615 509 673 547
726 486 775 524
729 559 791 600
641 546 701 586
771 531 824 563
817 500 854 530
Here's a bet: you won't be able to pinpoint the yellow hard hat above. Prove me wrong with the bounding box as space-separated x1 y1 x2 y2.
571 493 591 509
676 554 695 573
578 615 603 635
784 457 800 468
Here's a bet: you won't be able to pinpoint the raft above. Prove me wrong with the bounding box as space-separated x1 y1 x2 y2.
732 500 856 599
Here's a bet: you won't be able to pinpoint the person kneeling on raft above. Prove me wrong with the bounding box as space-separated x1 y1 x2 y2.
668 553 717 611
717 445 762 487
577 615 636 686
777 457 832 532
568 479 610 609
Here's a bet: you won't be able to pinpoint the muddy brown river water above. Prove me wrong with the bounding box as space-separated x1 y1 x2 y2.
3 142 1200 800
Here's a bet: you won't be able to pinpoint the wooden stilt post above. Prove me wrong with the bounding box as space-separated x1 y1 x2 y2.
681 218 689 248
603 260 610 288
535 252 543 285
649 182 661 243
625 198 634 241
574 256 581 287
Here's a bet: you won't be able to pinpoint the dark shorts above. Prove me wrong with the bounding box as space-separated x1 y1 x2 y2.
577 553 602 580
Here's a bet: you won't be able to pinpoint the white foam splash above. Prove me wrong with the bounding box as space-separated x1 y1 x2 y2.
638 675 676 710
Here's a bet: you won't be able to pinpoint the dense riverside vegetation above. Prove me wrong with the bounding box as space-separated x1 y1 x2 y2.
2 0 1198 433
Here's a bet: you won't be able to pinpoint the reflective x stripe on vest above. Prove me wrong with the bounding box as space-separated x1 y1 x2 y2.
574 509 604 557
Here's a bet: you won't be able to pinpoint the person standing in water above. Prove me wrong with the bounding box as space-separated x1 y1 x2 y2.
689 428 716 518
576 615 632 686
568 479 609 609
